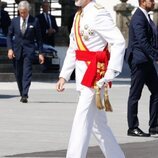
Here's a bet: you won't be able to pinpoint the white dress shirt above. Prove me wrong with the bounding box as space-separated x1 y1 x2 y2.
139 6 150 22
20 15 29 31
44 12 52 28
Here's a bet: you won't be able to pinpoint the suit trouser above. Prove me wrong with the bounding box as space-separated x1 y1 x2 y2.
13 55 32 97
66 87 125 158
128 62 158 129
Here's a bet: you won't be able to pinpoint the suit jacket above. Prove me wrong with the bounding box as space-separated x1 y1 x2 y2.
125 8 158 64
36 13 58 46
0 9 11 36
7 15 43 60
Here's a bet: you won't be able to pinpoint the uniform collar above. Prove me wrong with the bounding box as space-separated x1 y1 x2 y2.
82 1 94 14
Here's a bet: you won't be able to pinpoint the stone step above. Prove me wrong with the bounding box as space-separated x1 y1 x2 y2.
0 73 16 82
0 56 10 64
0 63 60 73
0 64 14 72
0 72 59 82
0 57 60 65
0 47 7 55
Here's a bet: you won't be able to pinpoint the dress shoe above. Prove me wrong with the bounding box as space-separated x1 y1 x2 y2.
20 96 28 103
149 127 158 135
127 127 150 137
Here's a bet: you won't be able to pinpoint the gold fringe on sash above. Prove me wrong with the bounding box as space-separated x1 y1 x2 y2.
95 84 113 112
104 85 113 112
95 87 104 110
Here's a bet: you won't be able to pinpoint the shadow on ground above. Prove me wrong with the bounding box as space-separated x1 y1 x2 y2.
0 94 19 99
5 140 158 158
30 101 77 104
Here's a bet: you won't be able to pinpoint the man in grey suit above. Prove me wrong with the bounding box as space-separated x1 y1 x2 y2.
7 1 44 103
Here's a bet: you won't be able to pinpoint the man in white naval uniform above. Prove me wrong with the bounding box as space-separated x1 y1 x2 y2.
56 0 125 158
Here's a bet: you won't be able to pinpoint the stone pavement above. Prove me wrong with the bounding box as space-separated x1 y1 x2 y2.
0 81 158 158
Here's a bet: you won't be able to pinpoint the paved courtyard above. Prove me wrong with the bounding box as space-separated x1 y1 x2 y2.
0 82 157 157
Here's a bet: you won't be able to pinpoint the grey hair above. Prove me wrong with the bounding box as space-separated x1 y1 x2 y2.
18 1 31 11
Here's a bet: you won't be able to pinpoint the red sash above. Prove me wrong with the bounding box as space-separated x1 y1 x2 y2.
76 49 110 87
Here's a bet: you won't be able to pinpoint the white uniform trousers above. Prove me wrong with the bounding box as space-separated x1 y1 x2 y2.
66 87 125 158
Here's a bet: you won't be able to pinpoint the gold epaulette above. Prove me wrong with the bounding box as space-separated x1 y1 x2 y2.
94 3 104 9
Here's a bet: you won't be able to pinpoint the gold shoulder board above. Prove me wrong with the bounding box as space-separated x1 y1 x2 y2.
94 3 104 9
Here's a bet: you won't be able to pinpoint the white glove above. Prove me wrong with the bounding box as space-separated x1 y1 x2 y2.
96 69 119 88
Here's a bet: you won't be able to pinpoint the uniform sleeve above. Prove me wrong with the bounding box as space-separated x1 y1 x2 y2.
59 26 76 81
94 9 125 72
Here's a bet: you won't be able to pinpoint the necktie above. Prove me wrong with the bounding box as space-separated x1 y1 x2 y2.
21 19 26 35
45 13 50 28
148 14 158 48
148 14 157 32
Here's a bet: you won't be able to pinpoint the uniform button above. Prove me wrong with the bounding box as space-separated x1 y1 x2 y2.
83 35 89 41
88 29 94 36
84 24 89 30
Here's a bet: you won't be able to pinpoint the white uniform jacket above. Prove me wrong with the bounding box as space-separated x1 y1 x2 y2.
59 1 125 91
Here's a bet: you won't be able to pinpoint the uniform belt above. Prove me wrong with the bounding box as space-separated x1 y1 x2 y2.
76 50 110 88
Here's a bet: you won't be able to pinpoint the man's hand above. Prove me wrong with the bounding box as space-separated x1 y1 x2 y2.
47 28 56 36
96 69 119 88
96 77 108 88
56 77 66 92
39 54 45 64
8 49 15 59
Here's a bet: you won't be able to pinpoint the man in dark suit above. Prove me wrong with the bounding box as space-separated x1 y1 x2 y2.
36 1 58 47
7 0 44 103
0 2 11 36
125 0 158 137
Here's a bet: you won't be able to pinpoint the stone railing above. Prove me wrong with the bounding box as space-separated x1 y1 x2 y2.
114 0 158 41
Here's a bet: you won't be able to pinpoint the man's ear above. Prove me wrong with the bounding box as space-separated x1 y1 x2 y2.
140 0 146 8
